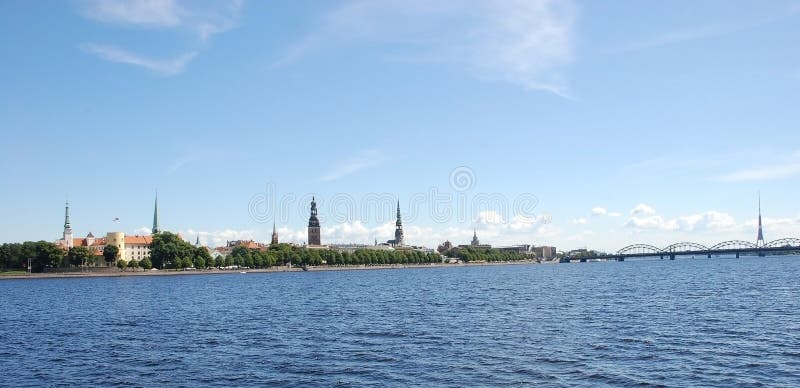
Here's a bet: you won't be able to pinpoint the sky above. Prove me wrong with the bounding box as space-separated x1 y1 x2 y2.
1 0 799 252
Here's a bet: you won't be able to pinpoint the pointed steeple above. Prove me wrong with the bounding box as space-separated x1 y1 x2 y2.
152 192 160 234
308 196 321 245
394 199 404 246
756 191 765 246
195 234 200 246
64 200 71 229
62 200 74 249
271 221 279 245
471 229 480 246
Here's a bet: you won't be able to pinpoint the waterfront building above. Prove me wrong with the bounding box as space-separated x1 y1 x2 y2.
532 246 557 260
386 200 405 247
308 196 321 246
459 230 492 249
55 195 160 265
58 201 74 250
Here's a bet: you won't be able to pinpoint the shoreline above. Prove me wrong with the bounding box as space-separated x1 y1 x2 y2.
0 260 547 281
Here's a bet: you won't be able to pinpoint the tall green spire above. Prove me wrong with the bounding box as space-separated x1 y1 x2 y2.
64 200 71 229
152 192 160 234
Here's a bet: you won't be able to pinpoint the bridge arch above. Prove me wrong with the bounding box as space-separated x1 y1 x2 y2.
765 238 800 248
710 240 757 250
617 244 661 255
662 242 709 252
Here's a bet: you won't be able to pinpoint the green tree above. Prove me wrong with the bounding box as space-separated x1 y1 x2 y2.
0 243 24 270
103 245 119 266
68 246 92 267
140 257 153 270
127 259 139 271
194 247 212 269
150 232 195 269
214 256 224 268
116 259 127 271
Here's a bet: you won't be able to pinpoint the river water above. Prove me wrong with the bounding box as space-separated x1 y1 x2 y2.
1 256 799 387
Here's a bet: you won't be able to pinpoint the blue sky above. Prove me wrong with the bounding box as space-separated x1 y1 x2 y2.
1 0 799 251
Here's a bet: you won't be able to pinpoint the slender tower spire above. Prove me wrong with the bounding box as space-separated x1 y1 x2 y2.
152 192 160 234
756 191 765 246
195 234 200 246
271 221 279 245
63 200 74 249
394 200 404 246
308 196 321 246
64 200 71 230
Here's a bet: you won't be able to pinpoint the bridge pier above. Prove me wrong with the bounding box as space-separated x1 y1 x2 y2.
669 254 675 260
707 254 711 258
616 257 624 262
736 252 739 258
660 255 664 260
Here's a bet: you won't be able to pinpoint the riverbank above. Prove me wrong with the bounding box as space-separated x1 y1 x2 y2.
0 259 547 280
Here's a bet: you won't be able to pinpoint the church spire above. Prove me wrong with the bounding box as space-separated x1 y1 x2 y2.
756 191 765 246
152 192 160 234
64 200 71 229
471 229 480 246
271 221 279 245
62 200 74 249
394 199 404 246
308 196 321 246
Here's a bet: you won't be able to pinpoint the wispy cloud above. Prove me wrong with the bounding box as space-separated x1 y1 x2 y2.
81 43 197 75
80 0 243 40
275 0 577 97
615 7 799 54
320 149 387 182
78 0 242 73
716 150 800 182
631 203 657 216
81 0 183 27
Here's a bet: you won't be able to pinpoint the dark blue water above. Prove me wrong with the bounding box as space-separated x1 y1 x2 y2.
2 257 800 387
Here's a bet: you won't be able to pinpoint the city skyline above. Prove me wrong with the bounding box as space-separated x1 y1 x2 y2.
1 1 799 251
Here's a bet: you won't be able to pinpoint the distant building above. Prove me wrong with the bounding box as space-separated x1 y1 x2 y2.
437 240 453 253
271 222 279 245
56 196 160 265
58 201 74 250
308 196 321 246
459 230 492 249
495 244 533 255
386 200 405 247
533 246 557 260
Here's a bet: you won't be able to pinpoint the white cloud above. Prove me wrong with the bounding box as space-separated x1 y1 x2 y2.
607 212 622 217
81 43 197 75
276 0 577 96
183 228 258 248
79 0 242 73
80 0 243 40
476 210 506 225
320 149 386 182
626 210 743 234
631 203 657 216
133 226 152 235
573 217 588 225
591 207 607 216
82 0 183 27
